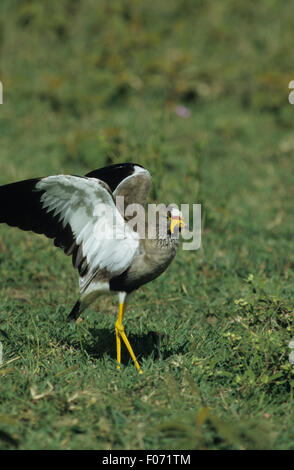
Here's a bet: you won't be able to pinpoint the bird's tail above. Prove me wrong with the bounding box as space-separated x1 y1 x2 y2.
67 288 101 322
67 299 82 322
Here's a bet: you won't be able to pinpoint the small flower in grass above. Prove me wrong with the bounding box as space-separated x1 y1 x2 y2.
234 298 248 307
175 105 191 118
246 273 254 283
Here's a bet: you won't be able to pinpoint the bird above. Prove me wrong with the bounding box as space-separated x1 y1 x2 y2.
0 163 185 373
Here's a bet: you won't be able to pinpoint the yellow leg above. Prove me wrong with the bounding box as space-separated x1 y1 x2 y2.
115 304 122 369
115 302 142 374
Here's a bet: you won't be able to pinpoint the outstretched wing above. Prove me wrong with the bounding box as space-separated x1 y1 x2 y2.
0 175 139 289
0 177 78 253
85 163 152 213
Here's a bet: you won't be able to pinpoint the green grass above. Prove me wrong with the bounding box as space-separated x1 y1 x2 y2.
0 0 294 450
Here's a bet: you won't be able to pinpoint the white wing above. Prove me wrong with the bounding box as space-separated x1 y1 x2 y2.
36 175 140 290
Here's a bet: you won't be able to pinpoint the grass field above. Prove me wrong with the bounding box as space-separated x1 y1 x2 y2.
0 0 294 450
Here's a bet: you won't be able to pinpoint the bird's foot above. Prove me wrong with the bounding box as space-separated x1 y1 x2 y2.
115 320 142 374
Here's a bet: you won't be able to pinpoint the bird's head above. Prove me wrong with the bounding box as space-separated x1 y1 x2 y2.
168 208 186 235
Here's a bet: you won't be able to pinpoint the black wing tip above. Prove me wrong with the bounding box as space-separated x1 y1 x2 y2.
85 162 146 192
0 177 41 192
85 162 144 176
0 178 42 225
0 176 76 254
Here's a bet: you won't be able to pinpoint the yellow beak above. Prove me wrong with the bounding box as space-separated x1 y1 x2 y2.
170 217 186 234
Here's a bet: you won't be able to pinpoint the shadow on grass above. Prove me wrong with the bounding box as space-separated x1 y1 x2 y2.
67 326 189 365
